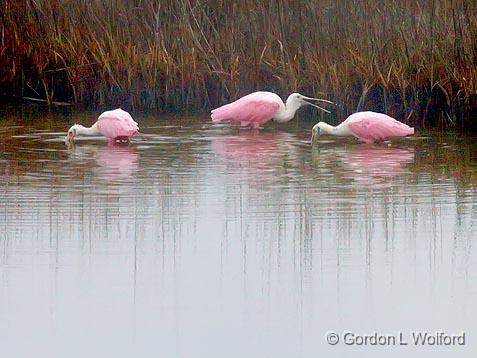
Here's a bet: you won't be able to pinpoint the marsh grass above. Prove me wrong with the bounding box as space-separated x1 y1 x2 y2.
1 0 477 128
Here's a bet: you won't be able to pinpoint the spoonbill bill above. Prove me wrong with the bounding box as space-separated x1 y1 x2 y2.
311 111 414 144
211 91 333 129
66 108 139 143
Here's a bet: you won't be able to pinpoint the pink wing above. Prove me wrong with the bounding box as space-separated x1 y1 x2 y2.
211 93 280 128
347 111 414 143
96 108 139 139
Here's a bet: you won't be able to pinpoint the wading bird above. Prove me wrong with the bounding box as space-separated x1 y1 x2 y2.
66 108 139 144
211 91 333 129
311 111 414 144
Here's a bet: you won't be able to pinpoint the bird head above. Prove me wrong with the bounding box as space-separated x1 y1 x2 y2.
65 124 80 144
311 122 324 145
287 93 334 113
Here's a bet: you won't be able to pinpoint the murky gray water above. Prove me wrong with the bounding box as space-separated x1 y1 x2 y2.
1 112 476 357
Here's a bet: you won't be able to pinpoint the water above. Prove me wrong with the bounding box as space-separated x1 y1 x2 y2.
1 112 476 357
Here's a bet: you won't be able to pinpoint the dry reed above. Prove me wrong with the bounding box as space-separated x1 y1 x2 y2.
1 0 477 128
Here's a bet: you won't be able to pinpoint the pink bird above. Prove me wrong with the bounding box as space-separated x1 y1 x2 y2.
311 111 414 144
211 91 333 129
66 108 139 143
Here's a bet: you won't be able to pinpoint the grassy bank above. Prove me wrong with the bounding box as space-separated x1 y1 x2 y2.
1 0 477 128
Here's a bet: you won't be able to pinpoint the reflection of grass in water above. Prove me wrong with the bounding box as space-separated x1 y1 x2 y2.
0 137 68 178
410 135 477 185
0 115 206 179
0 113 71 176
309 135 477 188
1 1 477 128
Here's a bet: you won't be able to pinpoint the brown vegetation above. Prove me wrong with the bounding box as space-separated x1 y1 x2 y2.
1 0 477 128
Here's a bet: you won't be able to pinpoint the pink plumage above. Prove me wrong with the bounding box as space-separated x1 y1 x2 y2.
312 111 414 144
346 111 414 143
211 91 333 128
211 92 281 128
96 108 139 140
66 108 139 144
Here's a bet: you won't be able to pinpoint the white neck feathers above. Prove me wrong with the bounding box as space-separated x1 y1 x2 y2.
318 122 351 136
274 98 301 123
76 123 100 136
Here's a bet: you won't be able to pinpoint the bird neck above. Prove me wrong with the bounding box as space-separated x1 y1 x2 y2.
77 124 100 136
274 98 301 123
318 122 349 136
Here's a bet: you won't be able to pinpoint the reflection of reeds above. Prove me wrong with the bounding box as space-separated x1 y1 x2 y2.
1 1 477 127
410 135 477 185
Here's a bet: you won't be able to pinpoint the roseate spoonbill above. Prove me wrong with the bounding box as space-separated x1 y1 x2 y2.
211 92 333 129
66 108 139 143
311 111 414 144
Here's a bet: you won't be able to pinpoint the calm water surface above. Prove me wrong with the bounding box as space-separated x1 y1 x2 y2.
1 111 476 357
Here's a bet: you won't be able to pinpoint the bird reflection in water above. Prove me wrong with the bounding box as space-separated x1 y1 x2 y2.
313 144 415 186
212 130 291 167
95 143 139 181
69 143 139 182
